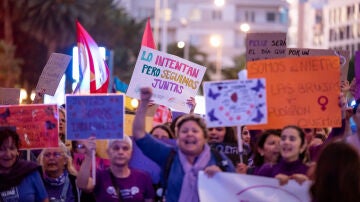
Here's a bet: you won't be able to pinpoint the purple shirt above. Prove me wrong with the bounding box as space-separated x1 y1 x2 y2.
256 158 308 177
94 168 155 202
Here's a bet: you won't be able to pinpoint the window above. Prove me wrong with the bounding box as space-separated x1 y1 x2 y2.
266 12 276 22
245 11 255 22
212 10 222 20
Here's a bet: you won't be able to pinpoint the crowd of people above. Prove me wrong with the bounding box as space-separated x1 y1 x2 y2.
1 78 360 202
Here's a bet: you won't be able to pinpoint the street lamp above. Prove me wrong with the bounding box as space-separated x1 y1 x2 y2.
214 0 225 7
209 34 222 81
240 23 250 33
177 41 185 49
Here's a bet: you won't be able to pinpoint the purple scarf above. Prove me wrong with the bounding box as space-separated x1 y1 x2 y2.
0 160 40 191
178 144 211 202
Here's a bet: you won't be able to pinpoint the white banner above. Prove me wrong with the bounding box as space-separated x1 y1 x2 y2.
126 46 206 113
198 171 311 202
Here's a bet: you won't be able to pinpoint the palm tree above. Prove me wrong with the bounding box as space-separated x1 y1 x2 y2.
19 0 96 56
0 40 22 87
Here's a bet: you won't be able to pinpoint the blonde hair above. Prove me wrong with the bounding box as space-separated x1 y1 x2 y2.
38 141 78 176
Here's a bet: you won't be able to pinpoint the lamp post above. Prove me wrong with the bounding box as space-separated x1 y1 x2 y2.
209 34 222 81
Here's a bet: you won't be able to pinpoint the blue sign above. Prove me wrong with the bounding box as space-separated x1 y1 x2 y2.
66 94 124 140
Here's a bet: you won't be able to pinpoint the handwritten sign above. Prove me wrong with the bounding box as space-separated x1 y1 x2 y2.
198 171 311 202
126 46 206 113
0 104 58 149
203 79 267 127
286 48 350 82
246 32 287 62
247 56 341 129
66 94 124 140
0 88 20 105
35 53 71 96
209 142 240 165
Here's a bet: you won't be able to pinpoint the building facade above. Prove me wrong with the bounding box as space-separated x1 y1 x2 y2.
116 0 289 68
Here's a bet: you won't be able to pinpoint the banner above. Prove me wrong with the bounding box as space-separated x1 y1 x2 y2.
126 46 206 113
246 32 287 62
66 94 124 140
286 48 350 82
0 104 58 149
203 79 267 127
0 88 20 105
198 171 311 202
247 56 341 129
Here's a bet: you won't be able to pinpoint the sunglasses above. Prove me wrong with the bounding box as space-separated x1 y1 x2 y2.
43 152 63 158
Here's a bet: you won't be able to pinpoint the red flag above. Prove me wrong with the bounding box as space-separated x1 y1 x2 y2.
75 21 109 94
140 19 173 124
141 18 157 49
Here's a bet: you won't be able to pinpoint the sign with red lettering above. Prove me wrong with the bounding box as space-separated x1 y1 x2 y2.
126 46 206 113
0 104 59 149
247 56 341 129
66 94 124 140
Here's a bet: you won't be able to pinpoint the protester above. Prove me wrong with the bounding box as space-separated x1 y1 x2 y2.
310 141 360 202
346 98 360 154
207 127 237 144
0 128 48 202
241 126 251 145
132 87 235 202
38 142 79 202
76 135 155 202
256 125 309 185
241 129 281 175
150 124 175 139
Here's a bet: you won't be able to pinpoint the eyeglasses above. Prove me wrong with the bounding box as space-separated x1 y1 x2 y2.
43 152 63 158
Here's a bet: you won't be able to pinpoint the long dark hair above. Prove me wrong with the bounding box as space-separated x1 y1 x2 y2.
0 127 20 150
282 125 306 160
310 141 360 202
253 129 281 167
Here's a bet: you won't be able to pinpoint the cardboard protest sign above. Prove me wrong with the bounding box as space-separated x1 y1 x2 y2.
203 79 267 127
0 88 20 105
198 171 311 202
286 48 350 82
66 94 124 140
247 56 341 129
126 46 206 113
246 32 287 62
35 53 71 96
0 104 58 149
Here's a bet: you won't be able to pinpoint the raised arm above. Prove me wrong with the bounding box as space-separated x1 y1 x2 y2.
76 137 96 192
133 87 153 140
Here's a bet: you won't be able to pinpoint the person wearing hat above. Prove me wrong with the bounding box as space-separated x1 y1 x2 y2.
76 135 155 202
